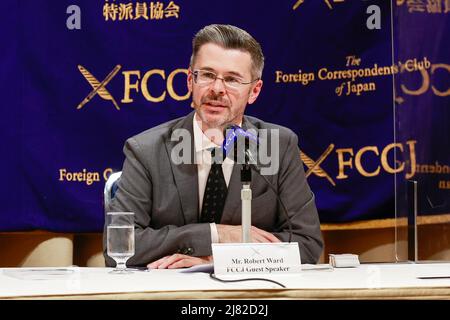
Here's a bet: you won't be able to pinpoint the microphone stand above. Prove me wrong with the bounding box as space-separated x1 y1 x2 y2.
222 126 256 243
241 163 252 243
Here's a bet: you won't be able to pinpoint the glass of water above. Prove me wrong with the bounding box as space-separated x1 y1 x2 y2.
106 212 135 274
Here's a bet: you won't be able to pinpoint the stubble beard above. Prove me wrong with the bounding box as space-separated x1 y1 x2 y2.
194 92 233 130
197 107 228 130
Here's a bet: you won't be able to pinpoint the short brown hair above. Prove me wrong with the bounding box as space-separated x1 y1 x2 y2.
190 24 264 79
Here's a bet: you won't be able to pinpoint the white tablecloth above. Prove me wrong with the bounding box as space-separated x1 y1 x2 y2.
1 263 450 299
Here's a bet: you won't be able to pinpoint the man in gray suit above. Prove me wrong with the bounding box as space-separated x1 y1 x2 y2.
104 24 323 268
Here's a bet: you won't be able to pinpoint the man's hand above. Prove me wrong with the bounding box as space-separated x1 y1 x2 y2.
147 254 212 269
216 225 281 243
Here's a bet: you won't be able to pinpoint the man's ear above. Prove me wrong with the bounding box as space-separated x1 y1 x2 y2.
187 69 193 93
247 79 263 105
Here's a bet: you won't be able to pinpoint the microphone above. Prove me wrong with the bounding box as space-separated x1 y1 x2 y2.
222 124 258 165
222 124 293 243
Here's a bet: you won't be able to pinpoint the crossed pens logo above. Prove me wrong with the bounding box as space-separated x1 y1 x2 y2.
293 0 345 11
300 144 336 186
77 64 122 110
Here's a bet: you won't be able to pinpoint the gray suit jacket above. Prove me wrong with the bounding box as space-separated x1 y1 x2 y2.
103 111 323 267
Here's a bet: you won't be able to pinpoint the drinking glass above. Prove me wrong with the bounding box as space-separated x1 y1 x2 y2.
106 212 135 274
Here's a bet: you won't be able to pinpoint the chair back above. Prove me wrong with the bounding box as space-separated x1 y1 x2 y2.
103 171 122 209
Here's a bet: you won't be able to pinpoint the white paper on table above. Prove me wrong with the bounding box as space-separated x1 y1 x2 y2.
301 264 334 271
2 268 78 280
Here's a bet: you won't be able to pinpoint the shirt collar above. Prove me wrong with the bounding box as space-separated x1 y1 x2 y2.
193 112 242 153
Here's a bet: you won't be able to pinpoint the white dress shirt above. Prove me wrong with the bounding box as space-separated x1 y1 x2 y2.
193 113 237 243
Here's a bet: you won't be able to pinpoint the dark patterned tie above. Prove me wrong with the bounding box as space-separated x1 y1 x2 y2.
201 148 228 223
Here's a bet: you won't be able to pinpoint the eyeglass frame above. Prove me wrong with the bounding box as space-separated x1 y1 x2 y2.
190 69 260 90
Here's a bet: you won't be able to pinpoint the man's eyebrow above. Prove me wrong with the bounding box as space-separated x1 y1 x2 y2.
199 66 215 72
225 71 245 78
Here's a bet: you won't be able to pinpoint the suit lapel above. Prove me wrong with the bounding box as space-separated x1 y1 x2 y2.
164 111 199 224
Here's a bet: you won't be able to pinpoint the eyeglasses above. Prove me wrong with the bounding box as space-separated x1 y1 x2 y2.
192 69 259 90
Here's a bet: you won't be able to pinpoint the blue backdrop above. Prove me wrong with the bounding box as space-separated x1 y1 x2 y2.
1 0 448 232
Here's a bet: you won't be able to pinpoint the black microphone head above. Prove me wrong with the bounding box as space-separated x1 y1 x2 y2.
222 124 259 167
223 124 239 138
222 124 237 162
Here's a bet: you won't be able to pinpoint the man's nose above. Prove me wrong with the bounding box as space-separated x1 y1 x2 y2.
210 77 226 95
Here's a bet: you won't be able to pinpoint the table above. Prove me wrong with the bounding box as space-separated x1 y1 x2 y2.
1 263 450 299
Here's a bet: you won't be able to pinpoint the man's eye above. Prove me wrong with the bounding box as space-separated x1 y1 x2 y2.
224 76 239 84
202 72 216 79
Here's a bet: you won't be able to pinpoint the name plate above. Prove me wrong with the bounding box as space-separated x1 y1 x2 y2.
212 242 301 276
